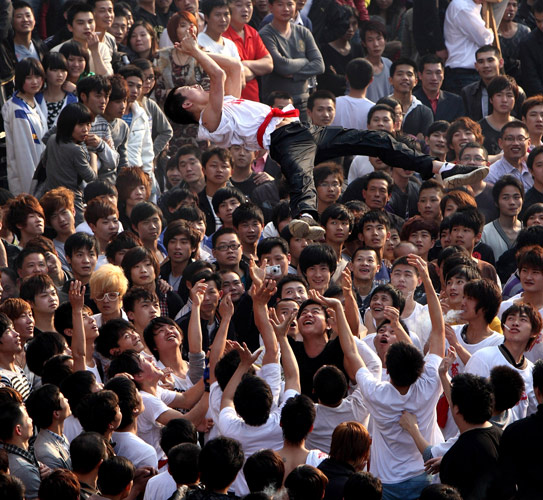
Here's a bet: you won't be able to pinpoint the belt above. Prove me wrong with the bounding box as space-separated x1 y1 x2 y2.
256 107 300 149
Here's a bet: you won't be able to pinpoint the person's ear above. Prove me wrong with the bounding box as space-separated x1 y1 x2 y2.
127 311 135 322
63 328 74 338
474 232 482 244
181 99 192 110
110 347 121 357
287 252 291 263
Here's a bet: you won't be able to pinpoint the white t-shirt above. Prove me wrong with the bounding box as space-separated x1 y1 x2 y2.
92 309 129 328
138 387 177 459
332 95 375 130
465 345 537 422
156 360 194 392
198 32 241 59
143 470 176 500
402 302 432 348
448 324 504 375
347 155 374 184
355 354 444 484
113 431 159 469
306 449 328 467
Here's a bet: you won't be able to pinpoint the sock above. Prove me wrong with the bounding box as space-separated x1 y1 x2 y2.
438 162 455 174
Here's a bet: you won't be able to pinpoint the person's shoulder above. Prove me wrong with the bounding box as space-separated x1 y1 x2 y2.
441 90 463 102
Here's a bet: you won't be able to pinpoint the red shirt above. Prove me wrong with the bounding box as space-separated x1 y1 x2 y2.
224 24 270 102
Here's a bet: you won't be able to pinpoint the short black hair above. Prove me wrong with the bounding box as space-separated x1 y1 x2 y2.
56 103 93 143
64 232 99 258
76 390 119 435
26 331 67 376
199 437 244 490
346 58 373 89
450 373 494 424
492 174 524 205
363 170 393 193
533 0 543 13
232 202 264 227
419 53 444 72
97 457 135 496
369 283 405 314
257 237 289 260
164 87 198 125
527 145 543 171
462 279 501 325
299 244 337 276
490 365 525 414
390 57 417 77
42 354 73 388
96 320 137 359
83 180 117 203
386 342 424 387
143 317 182 360
168 443 200 485
500 119 528 139
449 207 485 234
201 0 229 16
307 89 336 111
285 465 328 500
244 449 285 493
313 365 348 406
130 201 163 228
70 432 108 474
211 226 239 250
359 209 391 232
215 349 241 391
211 186 245 214
25 384 62 429
117 64 144 82
0 474 24 500
104 376 140 429
427 120 450 136
343 472 383 500
367 104 395 124
533 359 543 393
60 370 97 414
160 418 198 455
67 3 94 24
419 484 462 500
321 203 354 231
280 394 316 444
234 374 273 426
76 75 111 98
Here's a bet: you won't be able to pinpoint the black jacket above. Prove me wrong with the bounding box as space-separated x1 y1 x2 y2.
402 101 434 136
519 28 543 97
413 88 465 123
0 36 47 88
318 458 356 500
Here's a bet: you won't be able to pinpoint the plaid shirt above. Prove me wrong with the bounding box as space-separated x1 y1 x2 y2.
1 442 39 467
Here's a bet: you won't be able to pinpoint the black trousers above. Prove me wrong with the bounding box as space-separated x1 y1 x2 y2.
269 123 435 218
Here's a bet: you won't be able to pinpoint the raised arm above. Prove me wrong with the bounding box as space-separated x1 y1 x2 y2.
187 280 206 355
269 308 300 393
341 269 360 338
208 291 235 383
206 52 243 97
250 277 279 366
407 254 445 357
69 281 87 373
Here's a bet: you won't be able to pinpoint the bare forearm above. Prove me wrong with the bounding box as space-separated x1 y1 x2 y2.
90 48 109 76
191 47 227 81
243 56 273 77
71 310 86 372
208 311 230 383
253 303 278 364
424 271 445 356
344 290 360 338
278 337 300 393
187 305 203 353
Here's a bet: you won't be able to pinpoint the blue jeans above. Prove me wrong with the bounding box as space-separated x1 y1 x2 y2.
382 472 433 500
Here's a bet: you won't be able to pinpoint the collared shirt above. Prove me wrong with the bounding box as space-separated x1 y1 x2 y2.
1 443 39 466
486 156 534 191
14 42 38 61
46 430 70 454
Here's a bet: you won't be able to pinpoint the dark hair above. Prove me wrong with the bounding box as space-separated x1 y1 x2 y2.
444 262 480 284
390 57 417 77
56 103 93 143
427 120 450 136
462 279 501 324
164 87 198 125
38 469 80 500
267 90 293 106
25 384 62 429
97 457 135 496
488 74 519 100
307 89 336 111
257 237 289 260
449 207 485 234
500 119 529 138
367 104 395 124
108 74 129 102
285 465 328 500
67 3 93 24
14 57 45 92
130 201 163 229
84 180 118 203
199 437 244 490
475 44 501 58
215 349 241 391
419 484 462 500
490 365 525 413
42 354 74 387
280 394 316 444
0 474 24 500
321 203 354 231
522 94 543 118
346 58 373 89
59 40 90 75
121 246 160 286
492 174 524 205
143 317 183 360
168 443 201 485
451 373 494 424
19 273 56 302
105 231 142 263
5 194 45 238
343 472 383 500
76 75 112 99
359 209 391 233
234 374 273 426
360 19 387 41
160 418 198 454
446 117 484 151
369 283 405 313
313 365 347 405
400 215 439 240
501 303 543 349
0 401 24 441
60 370 97 414
386 342 424 387
533 359 543 393
95 318 136 358
70 432 108 474
244 449 285 493
64 232 99 258
43 51 68 73
123 286 158 314
232 202 264 227
271 200 292 230
26 331 66 376
517 244 543 272
276 275 308 298
313 162 344 186
76 390 120 435
104 376 140 429
363 170 393 193
211 186 245 214
299 244 337 276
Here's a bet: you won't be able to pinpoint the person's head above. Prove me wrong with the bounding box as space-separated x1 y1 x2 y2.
160 418 198 457
164 219 199 263
103 376 142 432
164 84 206 125
42 51 68 90
418 53 444 94
232 202 264 247
343 472 382 500
367 104 395 132
109 3 130 44
75 389 122 435
244 449 284 494
120 246 159 288
390 256 421 297
89 263 129 314
474 44 503 82
5 194 45 241
376 96 403 131
425 120 449 158
417 179 444 222
118 64 145 104
461 278 501 325
307 90 336 126
104 74 128 119
234 372 273 426
0 474 24 500
360 20 387 59
280 394 315 444
362 171 393 211
12 1 35 35
38 469 80 500
0 313 22 360
517 245 543 296
267 90 294 109
84 180 118 206
349 246 380 283
26 383 70 430
64 232 99 281
488 75 518 116
522 94 543 139
299 244 337 292
70 432 109 475
212 187 245 227
314 163 343 209
275 276 307 305
502 303 543 350
127 20 158 59
14 57 44 95
168 443 201 486
444 263 480 306
499 120 530 163
0 298 33 344
490 364 525 414
77 75 112 116
451 373 494 425
199 437 244 491
358 210 391 250
257 237 291 279
97 456 135 498
440 190 477 218
386 341 425 387
40 187 76 239
202 147 233 188
104 233 141 267
313 365 347 405
167 10 199 45
56 102 93 145
131 58 156 97
389 58 418 95
212 227 242 269
25 331 68 377
67 3 95 40
84 199 119 245
0 400 32 445
458 141 488 167
321 204 353 246
345 57 373 91
116 167 153 210
399 216 438 258
449 207 485 251
527 146 543 196
201 0 231 36
285 465 328 500
419 484 462 500
96 318 143 359
19 274 58 315
143 316 184 361
492 174 524 219
446 117 484 159
130 202 163 244
59 40 90 81
15 247 47 280
173 144 204 187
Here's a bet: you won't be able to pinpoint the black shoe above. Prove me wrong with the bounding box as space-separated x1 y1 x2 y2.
440 164 489 188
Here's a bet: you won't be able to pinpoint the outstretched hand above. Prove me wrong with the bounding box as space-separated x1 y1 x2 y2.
190 279 208 307
219 292 234 319
269 308 297 340
308 289 342 310
439 346 457 377
69 280 85 312
235 342 263 368
250 278 277 306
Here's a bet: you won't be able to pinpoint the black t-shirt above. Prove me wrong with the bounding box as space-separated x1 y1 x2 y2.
288 336 346 400
440 425 502 500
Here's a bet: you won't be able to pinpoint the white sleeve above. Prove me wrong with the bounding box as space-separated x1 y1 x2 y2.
259 363 282 406
218 406 242 436
126 121 144 167
158 387 177 406
464 352 491 377
143 393 171 421
457 5 494 46
354 337 383 380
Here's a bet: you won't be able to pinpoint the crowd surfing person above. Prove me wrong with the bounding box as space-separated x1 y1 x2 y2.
4 0 543 499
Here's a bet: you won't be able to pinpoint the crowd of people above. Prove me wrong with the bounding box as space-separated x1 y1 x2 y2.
0 0 543 499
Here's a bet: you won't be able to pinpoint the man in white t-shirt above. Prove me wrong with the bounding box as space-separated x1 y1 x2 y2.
333 58 375 131
325 253 445 500
198 0 242 59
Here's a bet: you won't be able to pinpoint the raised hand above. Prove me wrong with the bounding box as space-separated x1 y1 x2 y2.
439 346 457 377
219 292 234 319
69 280 85 312
308 288 342 310
269 307 297 340
406 253 429 277
235 342 263 368
249 258 267 290
383 305 401 326
249 278 276 306
190 279 208 307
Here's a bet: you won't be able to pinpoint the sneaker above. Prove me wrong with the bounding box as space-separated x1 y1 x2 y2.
440 164 489 188
288 217 325 240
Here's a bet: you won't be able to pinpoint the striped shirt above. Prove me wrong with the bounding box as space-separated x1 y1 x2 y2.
0 366 31 401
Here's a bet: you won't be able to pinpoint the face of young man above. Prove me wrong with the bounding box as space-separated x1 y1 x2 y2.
201 280 221 318
316 174 342 207
69 11 96 42
307 98 336 127
68 247 98 280
276 299 299 336
109 14 128 44
213 233 242 268
167 234 195 264
178 153 204 184
497 184 523 218
229 0 253 27
136 214 162 244
363 29 385 59
260 245 290 278
105 98 127 120
297 303 327 337
13 310 34 343
391 264 420 295
503 311 536 347
459 147 486 167
203 155 232 187
350 249 378 281
490 87 515 115
91 215 120 244
325 218 350 244
0 323 22 355
519 266 543 293
419 63 444 95
369 292 393 322
499 127 530 164
131 258 156 287
368 110 394 132
426 131 448 158
33 285 59 315
217 197 241 226
408 230 435 258
361 220 389 250
175 0 199 14
18 253 48 279
362 179 390 210
81 90 109 116
94 0 114 30
115 328 145 354
474 50 503 82
229 145 255 170
13 7 35 35
288 236 308 263
50 207 76 238
390 64 417 95
236 218 263 247
451 225 479 251
125 76 143 104
128 298 160 329
220 271 244 302
281 281 308 305
305 264 331 292
269 0 296 23
526 210 543 227
524 105 543 139
205 5 231 36
417 188 442 222
450 128 476 157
